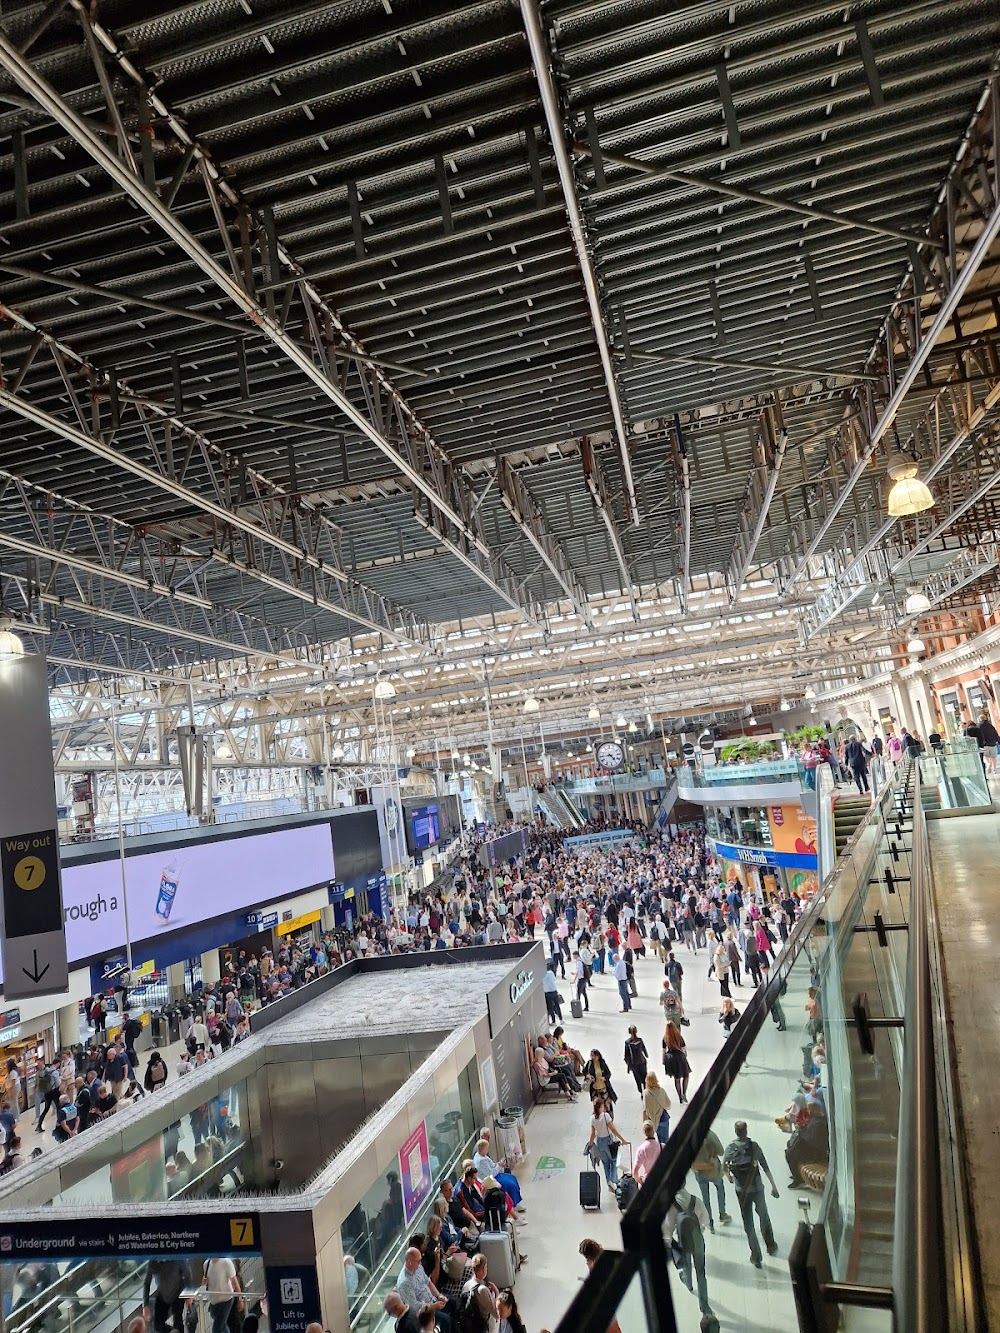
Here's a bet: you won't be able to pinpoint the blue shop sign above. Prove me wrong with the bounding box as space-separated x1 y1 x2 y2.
709 838 817 870
327 882 355 904
244 910 279 929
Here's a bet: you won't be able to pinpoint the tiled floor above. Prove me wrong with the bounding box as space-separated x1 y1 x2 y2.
928 811 1000 1328
510 941 820 1332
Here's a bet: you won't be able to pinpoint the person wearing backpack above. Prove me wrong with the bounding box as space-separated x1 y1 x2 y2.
668 1188 716 1323
35 1061 61 1133
722 1121 780 1267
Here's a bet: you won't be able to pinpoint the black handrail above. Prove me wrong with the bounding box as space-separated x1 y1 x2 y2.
893 774 947 1330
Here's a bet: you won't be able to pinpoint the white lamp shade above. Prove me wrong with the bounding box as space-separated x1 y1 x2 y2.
804 685 816 699
907 637 926 654
406 746 416 758
331 743 345 759
374 679 396 699
888 475 934 517
587 705 600 720
615 714 627 727
780 699 790 711
523 695 540 713
0 625 25 660
627 720 638 733
904 590 931 614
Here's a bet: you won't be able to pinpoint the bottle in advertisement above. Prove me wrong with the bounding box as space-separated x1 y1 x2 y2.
155 863 180 922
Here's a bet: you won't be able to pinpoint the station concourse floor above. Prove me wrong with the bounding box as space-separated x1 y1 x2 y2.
508 945 822 1333
927 810 1000 1329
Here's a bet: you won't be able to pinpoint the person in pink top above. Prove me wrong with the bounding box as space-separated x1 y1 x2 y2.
887 732 903 763
634 1119 664 1184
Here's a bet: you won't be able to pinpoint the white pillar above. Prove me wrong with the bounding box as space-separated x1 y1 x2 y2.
200 949 221 986
166 962 187 1001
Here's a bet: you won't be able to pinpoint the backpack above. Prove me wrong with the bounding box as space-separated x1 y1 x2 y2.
674 1194 705 1262
458 1282 490 1333
40 1066 59 1095
726 1138 759 1196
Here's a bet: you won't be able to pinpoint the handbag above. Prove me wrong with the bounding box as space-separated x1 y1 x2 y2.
608 1138 620 1159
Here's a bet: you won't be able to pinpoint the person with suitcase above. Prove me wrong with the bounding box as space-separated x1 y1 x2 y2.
572 951 589 1013
587 1095 627 1187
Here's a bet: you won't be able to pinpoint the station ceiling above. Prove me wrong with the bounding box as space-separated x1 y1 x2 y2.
0 0 998 739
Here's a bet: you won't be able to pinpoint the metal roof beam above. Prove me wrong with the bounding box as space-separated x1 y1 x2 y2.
780 72 1000 593
519 0 639 526
573 142 939 252
0 21 545 632
728 408 789 605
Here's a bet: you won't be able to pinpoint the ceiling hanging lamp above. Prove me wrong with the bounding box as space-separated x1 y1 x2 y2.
904 588 932 615
523 695 540 714
0 616 25 662
886 453 934 517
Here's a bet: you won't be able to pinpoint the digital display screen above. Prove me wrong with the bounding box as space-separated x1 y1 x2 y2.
408 805 440 851
0 822 337 983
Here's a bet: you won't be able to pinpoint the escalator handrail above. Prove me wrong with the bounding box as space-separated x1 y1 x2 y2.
893 776 947 1330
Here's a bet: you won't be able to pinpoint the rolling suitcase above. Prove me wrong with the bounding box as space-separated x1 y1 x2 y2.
614 1143 637 1212
479 1229 516 1287
570 997 583 1020
580 1169 602 1209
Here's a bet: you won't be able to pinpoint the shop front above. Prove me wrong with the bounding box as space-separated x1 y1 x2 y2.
709 834 819 900
0 1007 52 1115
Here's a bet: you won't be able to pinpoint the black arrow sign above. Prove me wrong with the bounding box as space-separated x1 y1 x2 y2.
22 949 49 985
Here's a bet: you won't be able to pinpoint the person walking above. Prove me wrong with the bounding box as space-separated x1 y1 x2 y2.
543 965 563 1024
623 1026 648 1094
709 942 731 998
723 1121 780 1268
844 735 870 795
586 1095 627 1188
662 1021 691 1103
573 951 590 1013
583 1049 618 1107
691 1129 731 1231
725 929 742 987
642 1072 672 1144
665 951 684 1000
633 1119 663 1184
612 953 632 1012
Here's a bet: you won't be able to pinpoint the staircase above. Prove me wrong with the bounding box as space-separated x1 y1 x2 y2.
552 786 586 828
833 796 872 855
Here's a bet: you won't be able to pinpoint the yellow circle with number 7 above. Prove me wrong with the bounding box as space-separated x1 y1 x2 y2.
13 856 45 891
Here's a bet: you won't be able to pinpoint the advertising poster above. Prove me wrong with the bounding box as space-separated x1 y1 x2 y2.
398 1121 432 1224
110 1134 167 1203
767 804 817 856
0 822 337 984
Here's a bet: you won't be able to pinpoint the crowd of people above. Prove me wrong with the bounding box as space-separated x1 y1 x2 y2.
1 807 832 1330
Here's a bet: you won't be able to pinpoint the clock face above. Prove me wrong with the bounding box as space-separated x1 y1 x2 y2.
595 741 625 772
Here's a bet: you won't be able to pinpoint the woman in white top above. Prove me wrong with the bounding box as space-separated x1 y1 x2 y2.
587 1096 627 1186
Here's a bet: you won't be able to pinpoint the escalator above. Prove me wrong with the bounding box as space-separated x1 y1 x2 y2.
833 795 872 854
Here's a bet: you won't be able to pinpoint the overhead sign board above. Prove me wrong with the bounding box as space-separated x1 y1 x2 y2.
0 655 69 1001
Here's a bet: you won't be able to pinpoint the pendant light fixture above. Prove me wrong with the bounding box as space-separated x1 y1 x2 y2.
523 695 540 713
904 588 931 615
587 705 600 721
907 636 926 654
373 678 396 699
804 685 817 699
886 453 934 517
0 616 25 661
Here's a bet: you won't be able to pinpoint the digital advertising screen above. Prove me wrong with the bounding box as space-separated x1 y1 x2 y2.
408 805 440 851
0 822 338 984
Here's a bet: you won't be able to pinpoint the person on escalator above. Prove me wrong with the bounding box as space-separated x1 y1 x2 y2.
844 736 871 795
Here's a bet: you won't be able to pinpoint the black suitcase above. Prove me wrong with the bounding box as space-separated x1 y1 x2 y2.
580 1170 601 1209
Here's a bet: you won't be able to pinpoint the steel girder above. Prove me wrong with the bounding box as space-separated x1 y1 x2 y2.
519 0 640 528
780 72 1000 594
0 15 558 633
797 339 1000 641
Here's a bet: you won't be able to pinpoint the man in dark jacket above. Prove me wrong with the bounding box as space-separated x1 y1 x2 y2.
843 736 870 795
143 1259 191 1333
